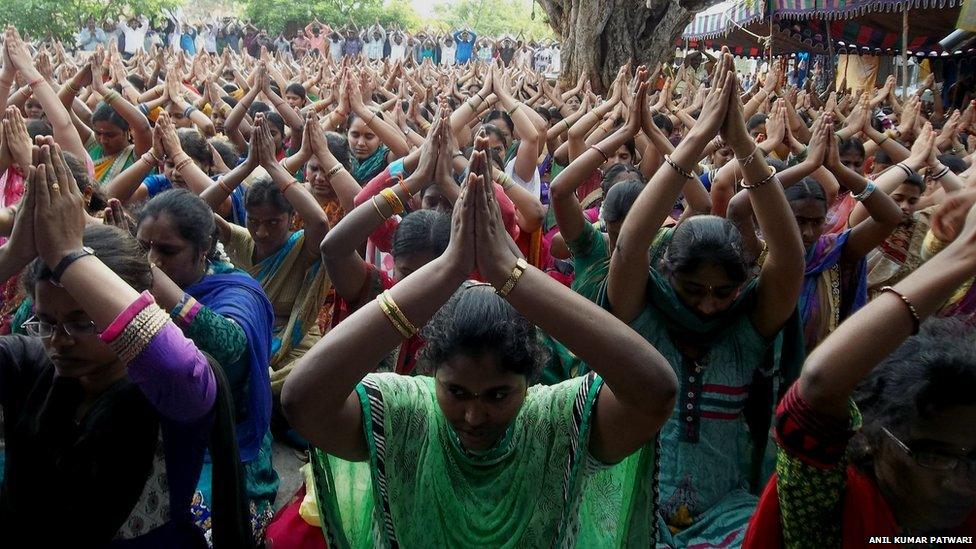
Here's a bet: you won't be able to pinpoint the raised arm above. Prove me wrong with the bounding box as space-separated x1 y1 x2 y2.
721 67 806 337
5 28 86 160
607 57 734 324
801 192 976 419
91 55 152 156
347 74 409 160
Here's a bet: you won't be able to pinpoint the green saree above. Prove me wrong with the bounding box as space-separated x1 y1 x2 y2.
311 372 659 548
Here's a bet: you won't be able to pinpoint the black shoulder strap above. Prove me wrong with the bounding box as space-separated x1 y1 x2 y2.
203 353 256 549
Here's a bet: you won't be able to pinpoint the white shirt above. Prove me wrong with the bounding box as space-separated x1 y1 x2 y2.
390 42 406 61
505 157 541 200
441 44 456 66
328 37 344 61
121 19 149 54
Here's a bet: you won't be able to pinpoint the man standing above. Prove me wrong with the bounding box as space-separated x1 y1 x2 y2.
77 17 107 52
120 15 149 58
453 27 476 65
363 20 386 61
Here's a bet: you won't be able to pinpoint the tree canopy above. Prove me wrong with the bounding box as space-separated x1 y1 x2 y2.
432 0 554 41
2 0 183 41
242 0 423 35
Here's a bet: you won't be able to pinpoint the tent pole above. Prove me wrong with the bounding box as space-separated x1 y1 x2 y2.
902 7 909 101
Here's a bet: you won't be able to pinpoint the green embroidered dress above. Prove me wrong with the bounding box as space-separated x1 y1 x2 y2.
311 372 659 548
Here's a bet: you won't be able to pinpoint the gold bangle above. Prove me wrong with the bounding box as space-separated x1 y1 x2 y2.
380 290 418 338
506 103 521 116
279 178 297 194
378 292 412 338
380 187 404 215
65 81 80 94
497 258 529 297
140 152 158 168
740 166 777 190
326 164 343 178
371 195 389 222
880 286 921 335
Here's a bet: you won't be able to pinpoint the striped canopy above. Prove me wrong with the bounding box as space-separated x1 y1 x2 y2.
681 0 969 57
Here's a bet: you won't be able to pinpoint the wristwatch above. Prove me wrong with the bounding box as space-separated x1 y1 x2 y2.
50 247 95 287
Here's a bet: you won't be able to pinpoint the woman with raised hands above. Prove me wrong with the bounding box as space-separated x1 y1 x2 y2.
606 50 806 547
320 108 453 375
204 113 330 396
0 140 251 547
744 190 976 548
340 72 409 184
281 134 677 547
58 52 152 186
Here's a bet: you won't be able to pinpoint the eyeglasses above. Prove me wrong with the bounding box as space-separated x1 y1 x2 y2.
21 316 99 339
882 427 976 473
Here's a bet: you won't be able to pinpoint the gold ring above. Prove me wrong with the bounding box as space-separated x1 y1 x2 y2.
51 183 60 192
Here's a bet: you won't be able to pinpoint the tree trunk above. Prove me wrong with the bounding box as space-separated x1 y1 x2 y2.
535 0 719 92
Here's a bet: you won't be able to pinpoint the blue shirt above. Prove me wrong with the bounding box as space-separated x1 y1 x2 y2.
454 31 476 63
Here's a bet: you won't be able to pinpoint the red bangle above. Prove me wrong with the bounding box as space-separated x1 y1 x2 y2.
590 145 609 163
27 75 45 88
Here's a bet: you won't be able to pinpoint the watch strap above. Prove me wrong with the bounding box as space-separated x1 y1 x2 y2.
51 248 94 287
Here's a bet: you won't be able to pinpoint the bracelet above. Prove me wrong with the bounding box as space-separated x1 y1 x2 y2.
65 81 80 94
419 120 431 131
876 134 889 146
880 286 921 335
378 290 418 338
741 166 777 190
217 176 234 194
932 166 951 180
398 178 412 197
735 146 758 167
664 155 695 180
476 91 486 103
496 258 529 297
895 163 915 178
184 105 197 119
562 119 571 132
379 187 405 215
326 164 343 178
279 178 298 194
371 195 389 222
140 152 158 168
27 75 45 88
498 173 515 191
367 110 378 126
174 157 194 172
590 145 609 163
853 181 877 202
506 103 521 116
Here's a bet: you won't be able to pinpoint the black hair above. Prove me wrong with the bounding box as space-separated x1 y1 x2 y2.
851 318 976 467
938 154 967 175
652 113 673 135
209 138 240 169
391 209 450 259
784 177 827 208
419 284 548 381
138 189 219 259
91 102 130 131
285 83 307 101
248 101 271 117
26 119 53 140
245 176 293 214
838 137 865 161
902 171 925 193
126 74 146 92
325 131 351 170
265 112 286 138
222 84 238 94
220 95 239 109
177 129 212 170
601 163 643 196
25 224 153 294
482 109 514 135
874 149 892 166
62 151 107 214
747 114 767 133
661 215 749 285
602 179 644 224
